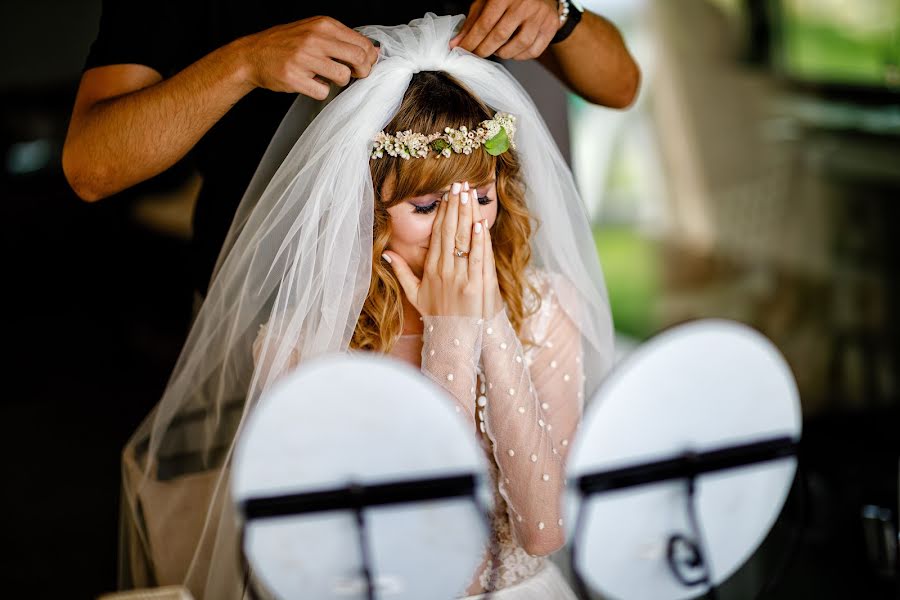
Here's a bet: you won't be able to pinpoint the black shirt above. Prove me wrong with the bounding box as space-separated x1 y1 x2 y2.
83 1 467 294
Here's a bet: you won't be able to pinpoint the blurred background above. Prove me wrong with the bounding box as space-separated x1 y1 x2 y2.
2 0 898 597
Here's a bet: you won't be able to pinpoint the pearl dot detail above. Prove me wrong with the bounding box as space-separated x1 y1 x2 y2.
515 356 522 363
517 406 525 414
542 474 550 481
538 419 545 428
558 518 564 526
541 402 549 410
562 439 569 446
479 422 486 433
508 388 516 396
428 325 434 332
500 342 508 350
550 360 558 369
453 338 460 346
538 521 545 530
517 515 523 522
447 373 454 381
429 349 435 356
477 395 487 407
486 327 494 335
530 454 538 462
508 449 515 457
563 373 571 382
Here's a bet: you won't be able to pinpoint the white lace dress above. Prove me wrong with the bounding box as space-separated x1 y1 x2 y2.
388 270 583 599
253 270 582 598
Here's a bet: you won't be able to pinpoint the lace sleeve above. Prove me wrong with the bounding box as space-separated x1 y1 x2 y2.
479 302 584 556
419 316 483 424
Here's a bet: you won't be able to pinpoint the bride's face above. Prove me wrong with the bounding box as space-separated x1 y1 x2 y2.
386 175 499 278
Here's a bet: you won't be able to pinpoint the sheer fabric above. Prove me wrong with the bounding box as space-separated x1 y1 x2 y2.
118 14 613 600
355 268 583 595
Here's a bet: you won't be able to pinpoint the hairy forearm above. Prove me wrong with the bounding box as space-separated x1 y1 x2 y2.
63 39 256 202
541 11 640 108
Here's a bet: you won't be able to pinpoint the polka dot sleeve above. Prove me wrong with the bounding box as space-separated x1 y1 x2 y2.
479 304 584 557
419 316 483 424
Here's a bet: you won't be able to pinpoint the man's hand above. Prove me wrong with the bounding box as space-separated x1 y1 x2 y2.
449 0 560 61
240 16 379 100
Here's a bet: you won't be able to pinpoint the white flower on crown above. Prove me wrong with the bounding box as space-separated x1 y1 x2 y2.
371 112 517 160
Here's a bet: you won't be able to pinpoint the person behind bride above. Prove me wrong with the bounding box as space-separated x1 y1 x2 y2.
119 13 616 600
63 0 638 304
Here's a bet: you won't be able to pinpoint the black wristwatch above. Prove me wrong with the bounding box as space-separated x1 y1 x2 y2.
551 0 584 45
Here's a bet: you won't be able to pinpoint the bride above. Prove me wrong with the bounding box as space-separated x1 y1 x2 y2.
119 13 614 600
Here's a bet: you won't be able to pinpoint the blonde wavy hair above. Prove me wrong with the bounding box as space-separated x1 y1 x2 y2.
352 71 540 353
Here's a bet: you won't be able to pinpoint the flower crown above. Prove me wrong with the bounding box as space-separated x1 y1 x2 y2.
371 112 517 160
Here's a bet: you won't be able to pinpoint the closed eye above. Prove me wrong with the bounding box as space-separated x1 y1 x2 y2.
412 201 439 214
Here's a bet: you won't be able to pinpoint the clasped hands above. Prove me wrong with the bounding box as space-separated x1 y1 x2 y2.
384 181 503 320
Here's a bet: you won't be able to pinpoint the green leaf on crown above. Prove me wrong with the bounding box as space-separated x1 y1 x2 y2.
430 139 450 153
483 127 509 156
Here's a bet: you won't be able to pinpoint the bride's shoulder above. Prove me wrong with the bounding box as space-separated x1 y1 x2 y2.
523 266 577 306
521 266 579 330
523 265 552 296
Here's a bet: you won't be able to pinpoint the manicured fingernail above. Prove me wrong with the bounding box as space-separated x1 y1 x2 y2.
475 221 483 234
461 192 468 205
381 253 392 263
471 191 478 203
442 192 448 202
451 182 461 194
463 181 470 191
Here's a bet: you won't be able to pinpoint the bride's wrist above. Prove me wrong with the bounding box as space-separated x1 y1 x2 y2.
480 308 518 353
421 315 483 360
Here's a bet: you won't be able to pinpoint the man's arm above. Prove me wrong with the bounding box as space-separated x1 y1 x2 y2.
63 16 378 202
538 10 640 109
63 45 251 202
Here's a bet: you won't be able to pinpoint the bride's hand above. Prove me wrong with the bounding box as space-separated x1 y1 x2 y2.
384 182 485 318
478 200 503 320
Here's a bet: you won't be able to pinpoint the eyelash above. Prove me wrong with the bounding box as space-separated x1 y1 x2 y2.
413 195 493 214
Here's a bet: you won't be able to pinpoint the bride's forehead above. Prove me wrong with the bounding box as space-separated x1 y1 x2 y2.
435 174 497 190
379 166 496 200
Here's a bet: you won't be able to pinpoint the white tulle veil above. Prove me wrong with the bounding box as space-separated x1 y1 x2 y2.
119 13 614 599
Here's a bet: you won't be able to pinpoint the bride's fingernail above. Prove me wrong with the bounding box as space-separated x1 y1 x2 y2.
452 182 461 195
463 181 470 191
381 253 392 264
461 191 468 205
475 221 482 234
442 192 448 202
